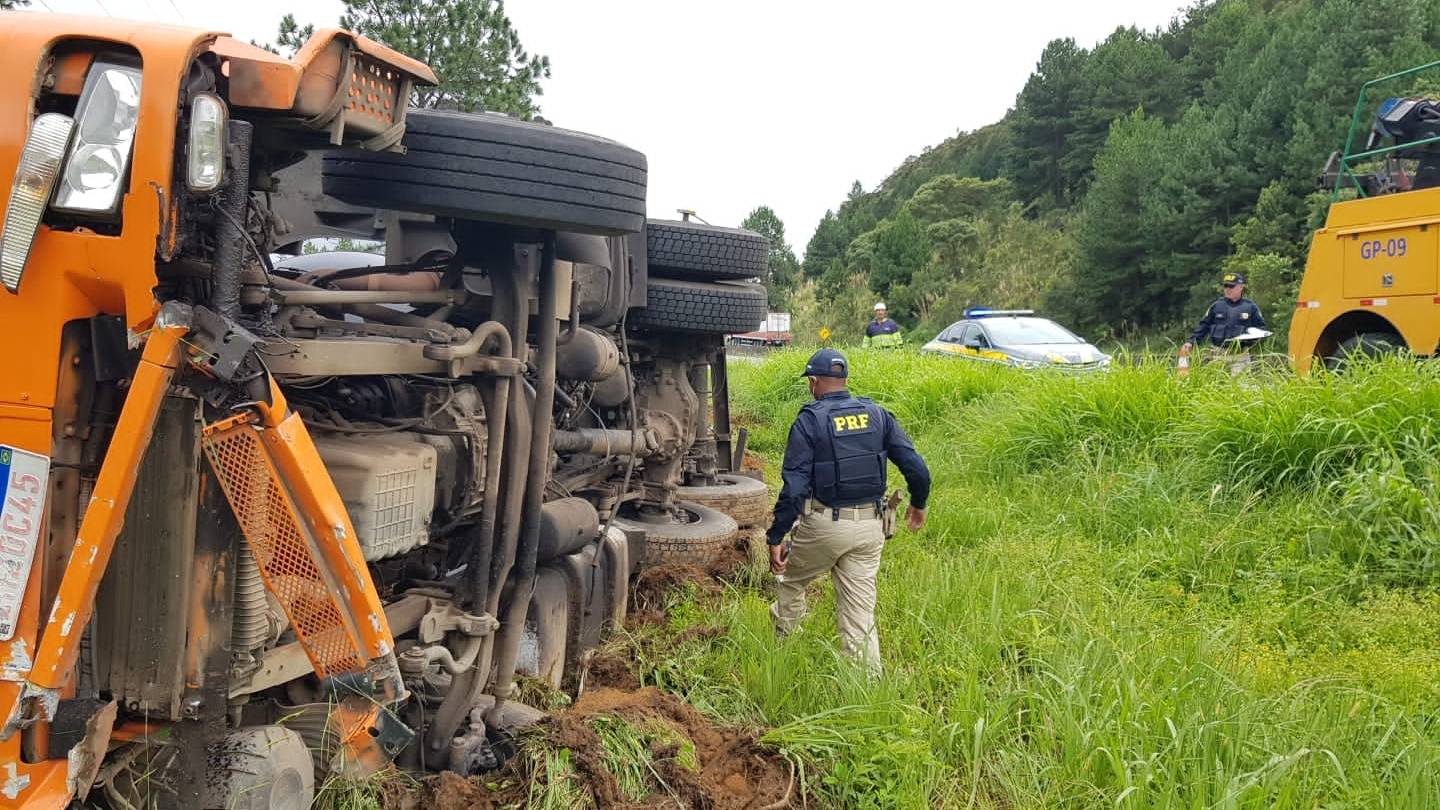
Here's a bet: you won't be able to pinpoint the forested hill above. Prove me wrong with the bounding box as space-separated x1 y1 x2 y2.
788 0 1440 345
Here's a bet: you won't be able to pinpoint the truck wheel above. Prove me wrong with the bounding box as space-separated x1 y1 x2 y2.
203 726 314 810
322 110 647 235
633 278 768 335
624 501 738 567
677 473 770 528
646 219 769 281
1324 331 1405 371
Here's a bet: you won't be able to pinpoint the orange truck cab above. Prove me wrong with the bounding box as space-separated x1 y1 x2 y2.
0 10 766 809
0 14 435 809
1290 62 1440 371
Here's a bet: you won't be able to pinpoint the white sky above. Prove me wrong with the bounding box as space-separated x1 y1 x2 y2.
35 0 1188 251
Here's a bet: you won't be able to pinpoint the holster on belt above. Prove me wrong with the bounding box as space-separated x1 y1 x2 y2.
881 490 903 539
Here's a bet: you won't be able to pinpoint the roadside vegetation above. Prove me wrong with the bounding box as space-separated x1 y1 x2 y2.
768 0 1440 348
644 350 1440 808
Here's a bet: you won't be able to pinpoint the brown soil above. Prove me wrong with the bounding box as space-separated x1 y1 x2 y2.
396 533 793 810
709 529 767 586
548 686 793 809
382 770 528 810
633 563 719 612
584 646 642 690
740 451 767 473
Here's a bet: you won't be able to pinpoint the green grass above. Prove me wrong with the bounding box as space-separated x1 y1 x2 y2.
654 349 1440 808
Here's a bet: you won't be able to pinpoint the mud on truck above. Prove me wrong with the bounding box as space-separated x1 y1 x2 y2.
0 13 774 809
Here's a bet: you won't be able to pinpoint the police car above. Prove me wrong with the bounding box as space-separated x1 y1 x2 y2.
921 309 1111 371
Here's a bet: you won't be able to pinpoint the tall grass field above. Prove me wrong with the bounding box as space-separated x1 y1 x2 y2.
649 351 1440 808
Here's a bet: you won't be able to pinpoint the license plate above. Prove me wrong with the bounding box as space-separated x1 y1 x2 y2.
0 446 50 641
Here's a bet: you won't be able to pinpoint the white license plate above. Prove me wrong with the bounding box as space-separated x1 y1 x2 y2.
0 446 50 641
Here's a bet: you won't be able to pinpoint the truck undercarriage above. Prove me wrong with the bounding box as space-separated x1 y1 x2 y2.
0 13 770 808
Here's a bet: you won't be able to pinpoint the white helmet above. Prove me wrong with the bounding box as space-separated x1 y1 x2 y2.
873 302 887 311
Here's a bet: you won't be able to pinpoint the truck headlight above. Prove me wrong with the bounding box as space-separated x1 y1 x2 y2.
52 62 142 214
1 114 75 292
186 93 227 193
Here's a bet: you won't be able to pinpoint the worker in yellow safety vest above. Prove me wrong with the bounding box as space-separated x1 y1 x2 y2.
862 303 904 349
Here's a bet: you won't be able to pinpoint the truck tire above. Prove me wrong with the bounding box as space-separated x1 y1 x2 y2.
677 474 770 528
322 110 647 235
633 278 768 335
1324 331 1405 372
646 220 769 281
623 501 738 567
203 726 314 810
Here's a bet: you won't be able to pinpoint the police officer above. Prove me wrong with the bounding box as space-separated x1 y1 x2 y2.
766 348 931 674
862 303 904 349
1183 271 1266 354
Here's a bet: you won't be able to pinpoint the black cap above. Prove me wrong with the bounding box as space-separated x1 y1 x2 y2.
801 348 848 378
1221 271 1246 287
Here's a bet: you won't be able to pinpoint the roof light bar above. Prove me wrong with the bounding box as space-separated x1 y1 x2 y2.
964 307 1035 318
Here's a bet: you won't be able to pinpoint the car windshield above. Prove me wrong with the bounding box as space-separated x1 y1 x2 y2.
981 317 1083 345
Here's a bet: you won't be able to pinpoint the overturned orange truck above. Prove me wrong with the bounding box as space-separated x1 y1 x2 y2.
0 12 771 808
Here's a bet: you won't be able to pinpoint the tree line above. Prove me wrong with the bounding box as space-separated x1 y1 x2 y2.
768 0 1440 346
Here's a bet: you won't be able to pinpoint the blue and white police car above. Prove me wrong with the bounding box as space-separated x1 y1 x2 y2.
920 309 1111 371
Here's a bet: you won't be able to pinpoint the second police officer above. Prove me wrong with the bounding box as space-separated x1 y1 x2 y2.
765 349 931 675
1183 270 1267 358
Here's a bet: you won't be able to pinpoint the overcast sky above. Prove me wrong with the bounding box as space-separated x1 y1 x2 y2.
35 0 1187 251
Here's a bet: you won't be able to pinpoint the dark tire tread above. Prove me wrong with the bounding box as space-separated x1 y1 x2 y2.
646 220 769 281
322 109 647 235
676 474 770 528
634 278 767 335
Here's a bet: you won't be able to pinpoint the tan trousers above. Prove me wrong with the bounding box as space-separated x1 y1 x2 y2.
770 508 885 674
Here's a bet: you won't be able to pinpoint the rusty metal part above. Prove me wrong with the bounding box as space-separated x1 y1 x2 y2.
555 326 620 381
551 428 656 457
426 236 535 761
258 338 522 378
212 121 254 319
270 288 467 306
399 602 497 678
229 593 433 699
281 309 454 343
211 31 434 152
711 346 736 472
40 323 96 628
489 232 560 722
93 396 202 719
268 276 459 337
422 320 515 362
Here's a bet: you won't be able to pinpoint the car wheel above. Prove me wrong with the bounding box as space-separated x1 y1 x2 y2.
646 219 769 281
322 109 647 235
620 501 738 567
676 473 769 528
1324 331 1405 372
633 278 768 335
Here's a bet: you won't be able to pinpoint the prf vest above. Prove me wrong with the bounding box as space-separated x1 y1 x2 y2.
805 395 887 507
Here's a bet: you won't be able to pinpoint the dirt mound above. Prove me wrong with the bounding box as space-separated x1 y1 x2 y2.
390 540 787 809
584 647 642 690
550 686 793 809
383 770 526 810
741 451 766 473
633 563 719 611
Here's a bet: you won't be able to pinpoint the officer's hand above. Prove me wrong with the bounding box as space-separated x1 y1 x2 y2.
906 506 926 531
769 543 788 575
